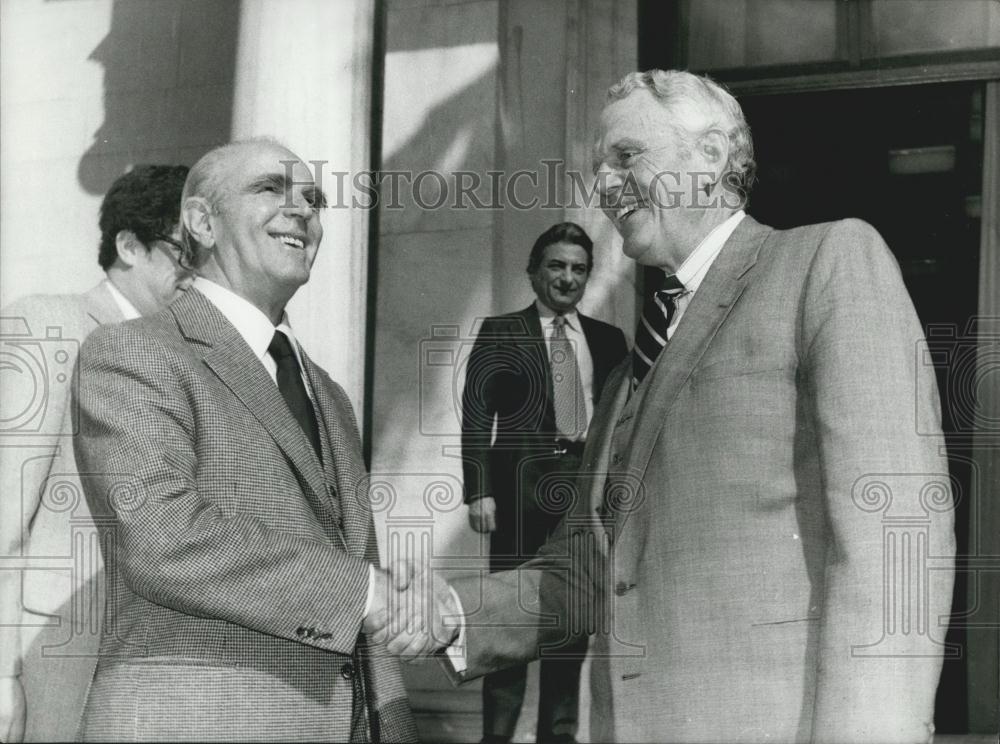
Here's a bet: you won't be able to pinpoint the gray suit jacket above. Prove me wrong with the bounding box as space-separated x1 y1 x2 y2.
0 281 123 740
72 289 416 742
451 217 956 743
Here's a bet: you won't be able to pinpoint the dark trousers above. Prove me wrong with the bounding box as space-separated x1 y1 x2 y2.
481 635 588 742
483 445 585 743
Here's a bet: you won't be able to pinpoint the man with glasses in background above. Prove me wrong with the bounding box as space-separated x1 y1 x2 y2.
0 165 192 742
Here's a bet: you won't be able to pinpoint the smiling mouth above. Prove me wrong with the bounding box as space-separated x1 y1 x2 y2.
615 202 644 224
273 233 306 249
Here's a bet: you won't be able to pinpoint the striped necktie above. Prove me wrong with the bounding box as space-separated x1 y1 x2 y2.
631 274 686 389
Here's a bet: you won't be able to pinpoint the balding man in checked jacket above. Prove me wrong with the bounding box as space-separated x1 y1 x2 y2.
72 139 422 742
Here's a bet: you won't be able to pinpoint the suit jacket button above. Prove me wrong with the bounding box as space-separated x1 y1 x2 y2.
615 581 629 596
340 662 354 679
611 453 623 466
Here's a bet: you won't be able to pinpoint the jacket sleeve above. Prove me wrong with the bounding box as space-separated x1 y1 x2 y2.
610 326 628 367
0 296 82 675
73 323 371 656
447 491 601 680
801 220 955 744
460 318 501 504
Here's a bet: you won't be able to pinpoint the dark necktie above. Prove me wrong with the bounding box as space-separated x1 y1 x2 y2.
550 315 588 439
268 330 322 459
631 273 686 389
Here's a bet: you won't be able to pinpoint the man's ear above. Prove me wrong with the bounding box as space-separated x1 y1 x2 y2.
115 230 144 267
182 196 215 249
695 128 731 193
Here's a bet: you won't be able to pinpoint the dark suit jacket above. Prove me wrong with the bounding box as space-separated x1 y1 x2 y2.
72 289 416 742
460 304 627 559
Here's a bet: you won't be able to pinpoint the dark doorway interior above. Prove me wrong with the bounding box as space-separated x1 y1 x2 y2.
740 82 984 734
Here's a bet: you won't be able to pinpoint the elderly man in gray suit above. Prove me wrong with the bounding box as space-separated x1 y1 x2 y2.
70 139 430 742
389 69 957 743
0 165 192 743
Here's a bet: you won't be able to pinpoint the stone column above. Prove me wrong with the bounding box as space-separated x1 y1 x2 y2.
231 0 376 413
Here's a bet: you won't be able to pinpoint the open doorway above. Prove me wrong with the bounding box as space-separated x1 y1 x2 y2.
740 81 985 734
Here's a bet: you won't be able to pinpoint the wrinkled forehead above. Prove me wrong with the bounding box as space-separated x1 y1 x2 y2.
541 240 589 264
220 143 315 191
593 91 668 158
593 89 710 158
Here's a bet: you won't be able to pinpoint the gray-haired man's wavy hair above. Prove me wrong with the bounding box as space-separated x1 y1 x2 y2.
608 70 756 205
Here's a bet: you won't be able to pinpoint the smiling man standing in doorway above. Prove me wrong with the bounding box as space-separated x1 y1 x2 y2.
461 222 627 744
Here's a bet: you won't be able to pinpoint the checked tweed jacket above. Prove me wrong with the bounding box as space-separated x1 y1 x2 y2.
72 288 416 742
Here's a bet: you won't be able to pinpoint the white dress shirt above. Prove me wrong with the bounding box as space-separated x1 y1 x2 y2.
194 277 311 394
535 300 596 438
666 210 745 339
104 279 141 321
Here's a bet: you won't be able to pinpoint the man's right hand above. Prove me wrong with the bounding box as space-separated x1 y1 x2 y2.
467 496 496 533
0 676 26 743
363 561 459 661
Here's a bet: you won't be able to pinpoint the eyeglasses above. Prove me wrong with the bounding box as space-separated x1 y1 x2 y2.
151 234 195 271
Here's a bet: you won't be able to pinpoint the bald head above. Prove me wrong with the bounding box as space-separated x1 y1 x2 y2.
183 137 287 208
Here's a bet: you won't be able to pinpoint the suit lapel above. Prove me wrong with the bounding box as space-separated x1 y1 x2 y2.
579 313 613 403
607 217 772 564
518 305 555 428
583 358 632 552
624 217 770 478
301 352 369 558
171 291 336 524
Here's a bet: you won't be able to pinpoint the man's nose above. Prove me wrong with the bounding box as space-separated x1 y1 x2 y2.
595 161 624 200
282 193 315 218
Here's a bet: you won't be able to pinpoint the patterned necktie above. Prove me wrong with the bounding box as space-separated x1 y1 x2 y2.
550 315 588 440
632 274 686 389
268 330 322 459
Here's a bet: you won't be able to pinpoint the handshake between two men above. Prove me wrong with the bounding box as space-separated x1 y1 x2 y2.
362 561 463 660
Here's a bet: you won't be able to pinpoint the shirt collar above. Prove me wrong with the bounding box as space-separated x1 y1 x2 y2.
103 279 141 320
194 277 301 364
534 300 581 332
673 210 745 293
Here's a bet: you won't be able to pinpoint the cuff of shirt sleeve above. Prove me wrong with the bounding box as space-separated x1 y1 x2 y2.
445 584 467 673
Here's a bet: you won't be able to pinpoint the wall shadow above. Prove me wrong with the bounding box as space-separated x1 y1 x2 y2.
76 0 240 194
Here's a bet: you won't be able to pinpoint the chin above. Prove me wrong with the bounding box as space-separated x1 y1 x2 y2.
621 243 648 263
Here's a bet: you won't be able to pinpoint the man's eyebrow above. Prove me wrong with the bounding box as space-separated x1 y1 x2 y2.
611 138 645 153
246 173 326 207
246 172 288 192
592 137 647 173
